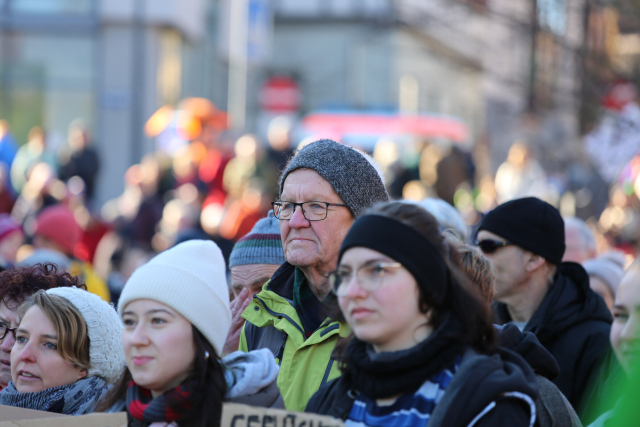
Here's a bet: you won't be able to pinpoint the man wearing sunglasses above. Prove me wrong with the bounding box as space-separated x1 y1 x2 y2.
234 139 389 411
476 197 612 413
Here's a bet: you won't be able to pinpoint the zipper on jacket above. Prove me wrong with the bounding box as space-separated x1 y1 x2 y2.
253 295 306 339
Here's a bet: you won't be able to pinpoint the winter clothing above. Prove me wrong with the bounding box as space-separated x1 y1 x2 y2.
496 324 582 427
345 357 461 427
119 240 231 356
228 210 285 268
223 348 283 408
20 248 71 270
47 287 125 384
68 259 111 302
494 262 612 409
478 197 565 265
278 139 388 218
583 251 625 296
347 314 465 399
306 343 538 427
0 213 21 241
240 262 350 411
35 205 81 256
58 145 100 201
339 215 448 302
0 376 108 415
416 198 469 241
126 380 191 423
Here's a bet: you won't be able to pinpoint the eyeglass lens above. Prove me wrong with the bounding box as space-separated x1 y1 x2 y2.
331 264 399 296
477 240 507 254
0 324 15 340
275 202 328 220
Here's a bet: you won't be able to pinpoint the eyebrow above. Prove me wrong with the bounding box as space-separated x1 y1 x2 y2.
147 309 175 316
122 309 175 317
14 329 56 341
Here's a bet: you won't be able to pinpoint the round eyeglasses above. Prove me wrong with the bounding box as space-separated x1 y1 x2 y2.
272 201 348 221
0 323 17 341
329 263 402 297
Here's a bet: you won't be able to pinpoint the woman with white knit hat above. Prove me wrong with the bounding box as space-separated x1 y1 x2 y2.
100 239 280 427
0 286 125 415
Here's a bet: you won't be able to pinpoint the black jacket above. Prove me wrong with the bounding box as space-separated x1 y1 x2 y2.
494 262 612 409
306 347 538 427
497 324 582 427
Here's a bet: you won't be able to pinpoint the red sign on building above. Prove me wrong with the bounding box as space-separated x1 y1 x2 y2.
259 76 302 113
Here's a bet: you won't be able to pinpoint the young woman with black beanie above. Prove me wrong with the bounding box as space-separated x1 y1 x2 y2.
305 201 539 427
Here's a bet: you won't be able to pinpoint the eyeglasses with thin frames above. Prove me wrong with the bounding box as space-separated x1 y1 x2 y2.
329 262 403 297
0 323 17 341
272 201 349 221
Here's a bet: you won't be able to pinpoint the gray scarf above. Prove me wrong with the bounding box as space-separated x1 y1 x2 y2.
0 376 108 415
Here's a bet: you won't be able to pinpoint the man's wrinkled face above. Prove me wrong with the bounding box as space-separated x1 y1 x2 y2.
476 230 528 301
230 263 279 297
279 169 354 273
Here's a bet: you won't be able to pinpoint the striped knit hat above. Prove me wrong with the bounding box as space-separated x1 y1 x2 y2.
229 211 285 268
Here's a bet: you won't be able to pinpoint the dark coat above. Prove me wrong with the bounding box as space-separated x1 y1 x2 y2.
494 262 612 409
306 347 538 427
497 324 582 427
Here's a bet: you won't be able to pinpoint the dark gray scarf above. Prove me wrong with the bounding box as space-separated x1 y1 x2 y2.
0 376 108 415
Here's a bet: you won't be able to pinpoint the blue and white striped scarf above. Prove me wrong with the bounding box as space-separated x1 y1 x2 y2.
345 357 460 427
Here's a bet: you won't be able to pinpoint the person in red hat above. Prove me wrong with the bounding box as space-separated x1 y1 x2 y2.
25 204 110 302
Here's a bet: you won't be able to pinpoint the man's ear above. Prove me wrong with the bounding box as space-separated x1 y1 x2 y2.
524 252 546 273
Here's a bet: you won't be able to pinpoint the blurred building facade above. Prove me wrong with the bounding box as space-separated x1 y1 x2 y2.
0 0 217 205
1 0 638 205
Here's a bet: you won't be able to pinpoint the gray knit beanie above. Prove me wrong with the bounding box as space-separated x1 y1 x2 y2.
229 211 286 268
583 251 626 296
279 139 389 217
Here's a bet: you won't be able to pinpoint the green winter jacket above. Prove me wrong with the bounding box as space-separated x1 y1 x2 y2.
239 262 350 412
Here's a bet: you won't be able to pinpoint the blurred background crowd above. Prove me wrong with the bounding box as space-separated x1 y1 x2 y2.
0 0 640 307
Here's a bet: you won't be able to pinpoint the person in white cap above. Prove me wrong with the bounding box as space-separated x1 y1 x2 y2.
100 240 280 427
0 286 125 415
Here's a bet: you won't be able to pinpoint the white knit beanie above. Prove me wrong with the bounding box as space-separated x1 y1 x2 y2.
46 287 125 384
118 240 231 356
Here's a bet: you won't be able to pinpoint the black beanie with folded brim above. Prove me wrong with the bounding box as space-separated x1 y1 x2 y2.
477 197 565 265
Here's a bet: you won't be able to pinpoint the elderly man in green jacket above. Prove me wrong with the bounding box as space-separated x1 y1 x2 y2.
230 139 389 411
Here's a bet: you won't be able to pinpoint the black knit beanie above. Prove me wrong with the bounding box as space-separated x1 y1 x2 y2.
279 139 389 217
477 197 565 265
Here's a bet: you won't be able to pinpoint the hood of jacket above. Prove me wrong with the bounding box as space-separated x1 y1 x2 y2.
428 347 538 427
495 323 560 380
496 262 612 344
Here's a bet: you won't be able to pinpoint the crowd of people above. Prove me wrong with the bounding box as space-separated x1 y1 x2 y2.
0 135 636 427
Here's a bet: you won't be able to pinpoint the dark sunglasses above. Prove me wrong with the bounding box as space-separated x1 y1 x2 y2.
475 239 512 254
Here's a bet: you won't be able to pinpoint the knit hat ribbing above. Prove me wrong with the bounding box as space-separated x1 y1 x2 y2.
118 240 231 356
478 197 565 265
46 287 125 384
278 139 389 218
229 211 285 268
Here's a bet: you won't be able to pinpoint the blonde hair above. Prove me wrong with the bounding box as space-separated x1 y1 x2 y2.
19 290 91 372
457 245 496 304
442 230 495 304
